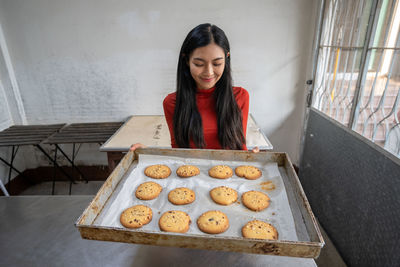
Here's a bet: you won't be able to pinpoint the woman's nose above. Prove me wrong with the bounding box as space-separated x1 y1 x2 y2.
204 64 213 75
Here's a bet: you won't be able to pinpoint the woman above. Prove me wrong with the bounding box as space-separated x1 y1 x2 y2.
131 23 257 152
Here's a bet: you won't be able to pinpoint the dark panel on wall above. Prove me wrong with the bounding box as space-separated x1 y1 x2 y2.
299 108 400 267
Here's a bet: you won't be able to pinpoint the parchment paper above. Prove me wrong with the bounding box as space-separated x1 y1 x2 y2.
94 154 298 241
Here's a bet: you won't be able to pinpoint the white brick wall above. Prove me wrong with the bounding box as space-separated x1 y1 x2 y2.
0 0 318 184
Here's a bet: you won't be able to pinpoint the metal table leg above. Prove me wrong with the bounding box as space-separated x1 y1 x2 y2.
51 145 58 195
0 146 34 195
36 144 76 184
7 146 17 192
0 179 9 196
0 154 25 178
55 144 88 183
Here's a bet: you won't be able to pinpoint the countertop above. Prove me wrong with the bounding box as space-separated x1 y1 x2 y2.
0 196 316 267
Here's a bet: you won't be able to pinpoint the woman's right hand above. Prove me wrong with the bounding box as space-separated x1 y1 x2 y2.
129 143 147 151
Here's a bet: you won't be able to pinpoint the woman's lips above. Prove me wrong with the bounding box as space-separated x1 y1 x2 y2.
201 77 214 82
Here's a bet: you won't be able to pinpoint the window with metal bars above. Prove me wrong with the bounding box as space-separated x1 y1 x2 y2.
312 0 400 157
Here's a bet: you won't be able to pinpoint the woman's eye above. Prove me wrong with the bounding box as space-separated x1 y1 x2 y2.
213 63 222 67
194 63 203 67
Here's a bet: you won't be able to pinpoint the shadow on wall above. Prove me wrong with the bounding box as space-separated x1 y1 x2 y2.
271 0 316 164
261 55 309 164
254 1 316 165
268 97 306 164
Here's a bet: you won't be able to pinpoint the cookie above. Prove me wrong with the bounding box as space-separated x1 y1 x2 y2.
209 186 238 205
144 164 171 179
242 220 278 240
158 210 191 233
135 182 163 200
197 210 229 234
168 187 196 205
176 165 200 178
208 165 233 179
120 205 152 228
242 190 270 211
235 165 262 180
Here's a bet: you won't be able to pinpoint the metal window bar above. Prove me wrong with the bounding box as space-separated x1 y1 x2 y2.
348 0 380 127
314 2 335 111
385 101 400 156
339 0 370 125
319 0 341 113
356 0 397 137
326 5 348 118
332 0 364 123
313 0 331 107
371 37 400 140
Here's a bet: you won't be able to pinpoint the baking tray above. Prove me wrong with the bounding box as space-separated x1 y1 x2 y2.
75 148 324 258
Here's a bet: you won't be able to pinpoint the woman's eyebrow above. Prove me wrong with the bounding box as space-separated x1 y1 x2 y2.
193 57 224 61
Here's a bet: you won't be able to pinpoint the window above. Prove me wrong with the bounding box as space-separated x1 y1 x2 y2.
312 0 400 157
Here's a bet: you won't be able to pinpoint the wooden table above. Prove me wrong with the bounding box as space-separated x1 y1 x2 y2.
100 115 273 171
42 121 124 194
0 124 66 195
0 122 125 196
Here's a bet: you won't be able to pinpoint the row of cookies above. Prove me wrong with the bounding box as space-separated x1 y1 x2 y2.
136 182 195 204
120 205 278 240
144 164 263 180
135 181 271 212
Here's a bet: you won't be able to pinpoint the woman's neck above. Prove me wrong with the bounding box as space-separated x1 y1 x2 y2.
196 86 215 94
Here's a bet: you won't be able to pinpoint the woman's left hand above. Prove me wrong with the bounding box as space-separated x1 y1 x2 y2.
251 146 260 153
129 143 147 151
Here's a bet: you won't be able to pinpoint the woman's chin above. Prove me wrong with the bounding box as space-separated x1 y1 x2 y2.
197 83 216 90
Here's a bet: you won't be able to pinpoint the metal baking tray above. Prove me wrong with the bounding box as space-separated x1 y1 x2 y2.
75 148 324 258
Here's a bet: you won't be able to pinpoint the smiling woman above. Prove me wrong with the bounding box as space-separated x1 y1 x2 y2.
188 43 226 90
162 23 250 150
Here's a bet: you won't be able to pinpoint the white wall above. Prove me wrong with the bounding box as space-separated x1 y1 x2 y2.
0 0 318 185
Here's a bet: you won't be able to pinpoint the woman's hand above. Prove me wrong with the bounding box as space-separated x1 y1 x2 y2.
129 143 147 151
251 146 260 153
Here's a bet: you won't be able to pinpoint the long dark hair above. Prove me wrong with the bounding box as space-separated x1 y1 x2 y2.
174 23 245 149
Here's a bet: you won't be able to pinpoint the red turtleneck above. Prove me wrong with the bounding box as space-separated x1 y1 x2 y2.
163 87 249 150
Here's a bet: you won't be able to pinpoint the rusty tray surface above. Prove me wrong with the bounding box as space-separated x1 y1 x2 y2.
76 148 324 258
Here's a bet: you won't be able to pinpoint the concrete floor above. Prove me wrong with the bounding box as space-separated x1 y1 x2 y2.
18 181 347 267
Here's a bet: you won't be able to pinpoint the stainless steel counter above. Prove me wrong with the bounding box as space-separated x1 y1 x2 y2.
0 196 316 267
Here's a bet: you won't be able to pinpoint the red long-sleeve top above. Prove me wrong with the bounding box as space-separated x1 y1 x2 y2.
163 87 249 150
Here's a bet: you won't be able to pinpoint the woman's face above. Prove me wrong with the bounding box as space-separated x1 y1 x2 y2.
188 43 226 90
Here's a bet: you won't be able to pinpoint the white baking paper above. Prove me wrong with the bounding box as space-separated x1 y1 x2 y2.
94 154 298 241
